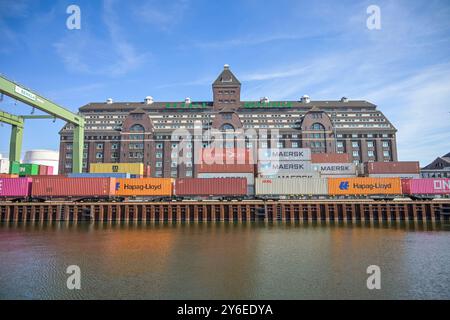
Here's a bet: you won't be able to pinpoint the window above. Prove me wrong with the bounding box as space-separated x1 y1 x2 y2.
222 113 232 120
277 142 284 148
111 143 119 150
171 143 178 149
221 124 234 131
367 141 374 148
352 141 359 148
156 152 162 158
156 162 162 168
96 143 103 149
382 141 389 148
66 153 73 159
96 152 103 159
246 142 253 148
311 123 325 130
261 142 268 148
130 124 144 132
186 171 193 177
337 141 344 148
368 150 375 157
352 151 359 157
170 171 177 177
155 171 162 177
383 151 390 157
171 161 178 168
292 142 298 148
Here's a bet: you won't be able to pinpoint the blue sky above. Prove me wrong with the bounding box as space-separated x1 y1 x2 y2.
0 0 449 166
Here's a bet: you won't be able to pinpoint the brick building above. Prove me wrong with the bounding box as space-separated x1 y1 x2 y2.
59 65 398 176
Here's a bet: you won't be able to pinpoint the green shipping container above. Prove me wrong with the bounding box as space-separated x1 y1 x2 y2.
19 163 39 176
9 161 20 175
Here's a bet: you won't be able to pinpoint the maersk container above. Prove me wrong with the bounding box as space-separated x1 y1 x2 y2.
19 163 39 176
175 178 247 196
0 178 32 198
68 172 131 178
312 163 356 176
31 177 116 198
9 161 20 175
255 178 328 196
258 161 312 176
402 178 450 195
258 148 311 161
89 163 144 175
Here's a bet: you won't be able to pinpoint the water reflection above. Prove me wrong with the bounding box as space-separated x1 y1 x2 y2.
0 221 449 299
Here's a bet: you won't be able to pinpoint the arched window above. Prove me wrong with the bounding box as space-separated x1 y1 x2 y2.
311 123 325 130
130 124 145 132
220 123 234 131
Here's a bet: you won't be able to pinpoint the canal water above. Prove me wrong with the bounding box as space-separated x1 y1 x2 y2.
0 221 449 299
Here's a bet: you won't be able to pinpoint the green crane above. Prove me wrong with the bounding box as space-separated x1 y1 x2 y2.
0 74 84 173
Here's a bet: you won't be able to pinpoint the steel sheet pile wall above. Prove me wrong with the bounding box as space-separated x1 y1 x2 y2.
31 177 116 197
175 178 247 196
402 178 450 194
0 178 32 197
115 178 173 196
255 178 328 195
328 177 402 195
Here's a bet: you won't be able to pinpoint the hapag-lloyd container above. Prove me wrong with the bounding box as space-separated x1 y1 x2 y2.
328 177 402 195
115 178 173 196
311 153 351 163
258 148 311 161
0 178 32 197
175 178 247 196
402 178 450 194
255 178 328 195
31 177 116 198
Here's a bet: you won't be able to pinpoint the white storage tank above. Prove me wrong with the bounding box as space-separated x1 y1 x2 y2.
23 150 59 174
0 154 9 174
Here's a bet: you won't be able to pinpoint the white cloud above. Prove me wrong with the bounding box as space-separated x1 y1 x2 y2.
132 0 190 31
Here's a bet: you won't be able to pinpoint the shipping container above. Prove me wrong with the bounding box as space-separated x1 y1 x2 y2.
68 172 131 178
328 177 402 195
9 161 20 175
199 148 255 165
31 177 116 198
311 153 350 163
255 178 328 195
0 159 10 174
115 178 173 196
258 161 312 176
312 163 356 175
0 174 19 178
175 178 247 197
369 173 420 179
0 178 32 198
19 163 39 176
89 163 144 175
38 165 54 176
197 173 255 194
402 178 450 195
258 148 311 161
196 163 255 173
259 172 320 179
364 161 420 174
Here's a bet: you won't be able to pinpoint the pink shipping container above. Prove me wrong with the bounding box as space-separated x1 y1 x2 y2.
38 165 54 176
0 178 32 197
31 177 117 198
402 178 450 195
365 161 420 174
175 178 247 196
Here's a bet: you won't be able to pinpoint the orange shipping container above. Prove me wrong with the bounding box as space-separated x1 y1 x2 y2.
311 153 351 163
328 177 402 195
115 178 173 196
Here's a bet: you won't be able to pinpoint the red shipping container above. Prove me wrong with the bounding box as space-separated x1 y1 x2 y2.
365 162 420 174
175 178 247 196
311 153 351 163
0 178 32 197
196 163 255 174
402 178 450 194
31 177 116 198
199 148 255 165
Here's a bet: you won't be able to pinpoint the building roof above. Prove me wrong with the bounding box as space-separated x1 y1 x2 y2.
212 64 241 86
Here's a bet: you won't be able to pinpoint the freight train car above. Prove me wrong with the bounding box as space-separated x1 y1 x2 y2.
0 178 32 202
401 178 450 200
255 178 328 199
114 178 173 201
328 177 402 200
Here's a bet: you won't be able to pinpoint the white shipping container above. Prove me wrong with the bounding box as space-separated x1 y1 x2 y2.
258 160 312 176
255 178 328 195
259 172 320 179
0 159 10 174
258 148 311 161
312 163 356 175
368 173 421 179
197 172 255 185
